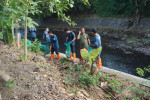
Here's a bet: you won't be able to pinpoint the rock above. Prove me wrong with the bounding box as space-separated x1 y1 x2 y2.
77 91 85 98
145 34 150 38
0 94 2 100
0 60 1 64
0 40 4 45
32 56 46 63
101 82 108 87
80 90 89 97
0 70 11 82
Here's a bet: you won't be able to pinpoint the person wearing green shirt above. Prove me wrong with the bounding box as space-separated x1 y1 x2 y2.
77 28 90 61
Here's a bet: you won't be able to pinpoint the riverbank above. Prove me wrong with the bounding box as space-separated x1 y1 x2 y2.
0 41 150 100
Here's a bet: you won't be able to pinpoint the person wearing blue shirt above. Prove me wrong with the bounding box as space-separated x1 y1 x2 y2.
64 28 76 62
29 27 36 42
48 31 61 60
90 28 102 68
43 28 50 43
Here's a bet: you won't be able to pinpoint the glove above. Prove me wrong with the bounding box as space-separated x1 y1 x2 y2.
68 41 72 44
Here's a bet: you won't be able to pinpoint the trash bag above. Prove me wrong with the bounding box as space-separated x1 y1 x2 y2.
64 43 71 59
88 45 93 53
27 40 32 46
40 42 50 56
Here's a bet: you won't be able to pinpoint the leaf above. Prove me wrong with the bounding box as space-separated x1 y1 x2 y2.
105 94 111 98
90 47 102 60
136 68 144 77
80 48 90 61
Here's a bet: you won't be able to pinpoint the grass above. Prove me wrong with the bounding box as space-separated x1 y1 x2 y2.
126 37 150 44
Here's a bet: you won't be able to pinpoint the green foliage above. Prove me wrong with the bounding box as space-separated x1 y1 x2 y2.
81 47 102 65
6 80 16 88
78 72 96 88
0 32 3 39
19 54 25 61
136 65 150 79
31 39 42 53
127 38 150 44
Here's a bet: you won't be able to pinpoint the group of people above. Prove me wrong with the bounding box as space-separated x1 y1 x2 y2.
43 28 102 68
13 20 102 68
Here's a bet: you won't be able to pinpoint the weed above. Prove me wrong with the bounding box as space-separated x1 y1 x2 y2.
6 80 16 88
19 54 25 61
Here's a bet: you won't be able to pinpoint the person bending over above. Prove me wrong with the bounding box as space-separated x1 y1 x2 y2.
64 28 76 63
43 28 50 43
29 27 36 42
48 31 61 60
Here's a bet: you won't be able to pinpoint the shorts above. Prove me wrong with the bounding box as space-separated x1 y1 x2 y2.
30 37 36 42
70 44 75 53
51 48 59 55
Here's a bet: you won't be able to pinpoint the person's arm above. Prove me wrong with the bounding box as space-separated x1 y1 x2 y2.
77 31 81 40
87 34 90 45
71 32 76 42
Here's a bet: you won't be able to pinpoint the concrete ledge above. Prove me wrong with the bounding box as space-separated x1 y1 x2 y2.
59 53 150 87
101 67 150 87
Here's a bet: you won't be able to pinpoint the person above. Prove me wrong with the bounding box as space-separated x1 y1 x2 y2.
14 20 21 41
90 28 102 68
48 31 61 60
29 27 36 42
43 28 50 43
64 28 76 62
77 28 90 61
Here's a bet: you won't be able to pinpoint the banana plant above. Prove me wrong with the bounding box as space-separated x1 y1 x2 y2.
80 47 102 75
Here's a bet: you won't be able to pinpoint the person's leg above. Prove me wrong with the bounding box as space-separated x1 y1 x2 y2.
51 48 54 60
55 48 61 60
67 44 72 60
72 45 76 62
96 54 102 68
80 48 83 61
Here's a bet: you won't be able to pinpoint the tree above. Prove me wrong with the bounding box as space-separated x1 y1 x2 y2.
0 0 89 59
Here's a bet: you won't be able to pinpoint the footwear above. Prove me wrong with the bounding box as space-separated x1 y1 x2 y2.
67 53 72 60
51 54 54 60
57 54 61 60
97 58 102 68
73 53 76 63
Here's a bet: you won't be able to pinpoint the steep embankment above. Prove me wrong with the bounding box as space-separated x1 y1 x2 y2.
0 42 96 100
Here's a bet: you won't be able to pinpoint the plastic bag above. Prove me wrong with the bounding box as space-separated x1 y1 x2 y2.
64 43 71 59
88 45 93 53
40 42 50 56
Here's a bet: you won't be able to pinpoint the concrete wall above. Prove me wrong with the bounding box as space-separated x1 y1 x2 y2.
37 18 150 30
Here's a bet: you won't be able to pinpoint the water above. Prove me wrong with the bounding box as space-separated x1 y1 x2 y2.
36 29 150 77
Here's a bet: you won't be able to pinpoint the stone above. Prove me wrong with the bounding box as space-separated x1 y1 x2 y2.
0 70 11 82
0 40 4 45
77 91 85 98
0 94 2 100
32 56 46 63
80 90 89 97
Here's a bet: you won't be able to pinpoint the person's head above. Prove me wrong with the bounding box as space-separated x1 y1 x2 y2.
15 20 18 23
48 31 53 36
45 28 49 31
81 28 85 34
91 28 97 35
64 28 70 34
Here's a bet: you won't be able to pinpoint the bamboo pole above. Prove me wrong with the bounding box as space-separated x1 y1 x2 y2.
24 9 28 60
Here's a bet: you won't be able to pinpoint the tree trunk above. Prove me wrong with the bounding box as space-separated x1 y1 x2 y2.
16 29 19 50
11 19 15 45
24 9 28 60
90 62 94 75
